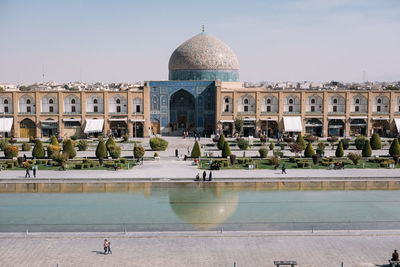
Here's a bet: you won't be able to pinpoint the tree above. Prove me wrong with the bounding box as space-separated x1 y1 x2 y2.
96 139 107 159
62 139 76 159
134 144 145 160
47 144 61 158
269 143 274 151
258 148 268 158
304 142 315 157
50 135 59 146
289 142 304 157
237 138 249 150
4 145 18 159
234 117 244 136
191 141 201 158
362 140 372 157
355 135 366 150
106 137 116 151
335 141 344 157
370 133 382 150
222 141 231 158
389 138 400 157
217 134 226 150
149 137 168 151
316 142 325 156
296 134 306 150
347 152 362 165
108 145 121 159
32 140 45 158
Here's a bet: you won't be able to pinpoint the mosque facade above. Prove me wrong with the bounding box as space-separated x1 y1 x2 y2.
1 31 400 138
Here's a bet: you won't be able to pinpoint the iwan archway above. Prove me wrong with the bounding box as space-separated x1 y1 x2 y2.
169 89 195 132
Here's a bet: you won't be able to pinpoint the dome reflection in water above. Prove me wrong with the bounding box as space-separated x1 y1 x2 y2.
169 184 239 230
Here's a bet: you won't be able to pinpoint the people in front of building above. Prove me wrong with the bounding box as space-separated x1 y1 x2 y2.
392 250 399 261
32 164 37 178
25 166 30 178
281 164 287 174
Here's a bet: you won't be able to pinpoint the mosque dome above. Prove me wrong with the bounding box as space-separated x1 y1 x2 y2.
168 32 240 82
169 185 239 230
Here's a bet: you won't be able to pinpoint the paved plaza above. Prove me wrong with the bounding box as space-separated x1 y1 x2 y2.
1 230 399 267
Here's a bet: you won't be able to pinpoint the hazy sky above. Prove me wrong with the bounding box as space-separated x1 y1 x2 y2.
0 0 399 84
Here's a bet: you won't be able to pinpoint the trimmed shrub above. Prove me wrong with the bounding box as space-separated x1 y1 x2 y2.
0 139 9 151
355 135 367 150
22 142 31 151
8 139 16 144
120 158 127 164
95 139 107 159
229 154 237 165
312 154 320 165
341 138 350 150
51 152 69 166
289 142 304 156
217 134 226 150
370 133 382 150
4 145 18 159
305 135 318 143
70 135 78 141
122 134 129 142
284 137 295 143
362 140 372 157
108 145 121 159
75 164 83 169
63 139 76 159
191 141 201 158
149 137 168 151
316 142 325 155
237 139 249 150
335 141 344 158
50 135 59 146
269 155 280 166
296 134 306 149
389 138 400 157
222 141 231 158
327 137 338 143
269 143 274 151
106 137 116 151
259 148 268 158
32 140 45 158
347 152 362 165
134 144 145 159
304 142 315 157
77 140 88 151
154 152 159 157
47 144 61 158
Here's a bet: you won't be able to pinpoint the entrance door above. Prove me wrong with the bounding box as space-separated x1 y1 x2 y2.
170 89 195 134
151 121 160 135
178 115 187 129
20 118 36 138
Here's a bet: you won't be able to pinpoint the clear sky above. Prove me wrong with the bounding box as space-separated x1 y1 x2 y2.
0 0 399 84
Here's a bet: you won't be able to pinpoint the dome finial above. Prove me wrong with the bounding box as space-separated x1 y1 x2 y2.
202 24 204 33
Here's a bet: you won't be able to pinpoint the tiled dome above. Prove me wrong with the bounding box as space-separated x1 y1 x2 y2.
168 32 240 71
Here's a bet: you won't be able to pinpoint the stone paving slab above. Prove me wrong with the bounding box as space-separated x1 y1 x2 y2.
1 230 399 267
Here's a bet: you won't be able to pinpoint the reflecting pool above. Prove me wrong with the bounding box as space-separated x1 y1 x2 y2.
1 183 400 232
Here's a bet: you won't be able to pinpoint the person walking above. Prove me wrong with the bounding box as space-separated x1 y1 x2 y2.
281 164 287 174
32 164 37 178
25 166 30 178
175 149 178 157
209 171 212 181
202 170 206 181
104 239 108 255
23 154 27 162
107 241 112 255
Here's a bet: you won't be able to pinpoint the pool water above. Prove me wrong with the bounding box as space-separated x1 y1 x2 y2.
1 184 400 232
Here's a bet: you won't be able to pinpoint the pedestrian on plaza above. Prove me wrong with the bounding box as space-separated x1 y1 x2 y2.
25 166 30 178
209 171 212 181
187 146 190 155
202 170 206 181
175 149 178 157
107 241 112 255
281 164 287 174
195 172 200 181
23 154 27 162
392 249 399 261
104 239 108 254
32 164 37 178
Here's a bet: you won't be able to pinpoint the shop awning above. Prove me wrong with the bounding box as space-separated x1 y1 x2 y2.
328 117 346 120
260 118 278 121
219 120 234 123
131 119 145 122
395 118 400 131
243 118 256 121
40 119 57 123
350 116 368 119
63 118 82 122
283 116 302 132
0 118 13 132
41 120 58 129
108 118 127 122
372 117 389 121
84 119 104 133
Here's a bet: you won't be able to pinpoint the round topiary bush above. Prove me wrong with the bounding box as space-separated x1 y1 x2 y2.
362 140 372 157
77 140 88 151
370 133 382 150
304 142 315 158
258 148 268 158
237 138 249 150
296 134 306 150
355 135 366 150
341 138 350 150
222 141 231 158
335 141 344 157
149 137 168 151
106 137 116 151
191 141 201 158
96 139 107 159
32 140 45 158
22 142 31 151
50 135 59 146
108 145 121 159
47 144 61 158
217 134 226 150
133 144 145 159
4 145 18 159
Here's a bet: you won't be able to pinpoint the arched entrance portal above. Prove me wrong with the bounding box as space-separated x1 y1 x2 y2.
20 118 36 138
110 121 127 137
170 89 195 132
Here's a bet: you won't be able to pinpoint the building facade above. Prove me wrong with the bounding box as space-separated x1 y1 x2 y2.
1 31 399 138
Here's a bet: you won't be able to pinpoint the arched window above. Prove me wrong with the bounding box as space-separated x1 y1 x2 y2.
289 99 294 104
4 99 8 104
86 95 103 113
0 96 12 113
311 98 316 104
223 96 232 113
27 99 31 104
284 95 300 113
133 97 143 113
19 95 35 113
307 95 322 113
333 99 338 104
238 95 255 113
64 95 81 113
351 95 367 113
356 99 360 104
116 99 121 104
374 96 389 113
41 95 57 113
71 99 75 104
244 99 249 105
261 96 278 113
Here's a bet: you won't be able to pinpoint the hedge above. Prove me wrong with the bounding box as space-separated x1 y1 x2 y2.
149 137 168 151
217 135 226 150
4 145 18 159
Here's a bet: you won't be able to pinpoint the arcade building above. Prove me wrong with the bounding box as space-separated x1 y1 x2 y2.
1 31 400 138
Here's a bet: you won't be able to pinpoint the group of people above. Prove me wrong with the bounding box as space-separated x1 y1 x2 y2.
182 130 201 140
195 170 212 181
103 239 112 255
